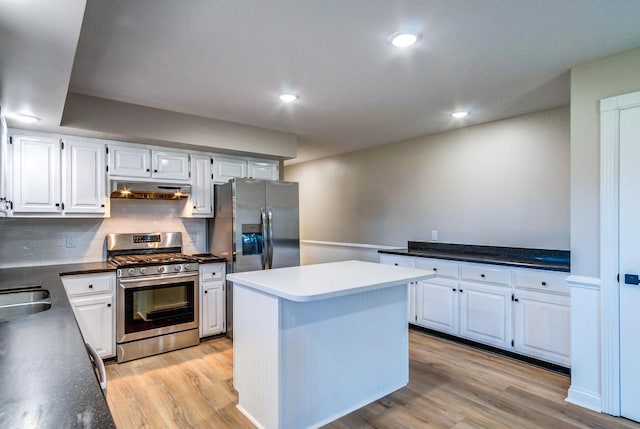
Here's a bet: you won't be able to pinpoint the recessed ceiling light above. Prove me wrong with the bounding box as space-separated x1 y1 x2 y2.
279 94 298 103
11 113 42 123
451 111 469 119
389 32 419 48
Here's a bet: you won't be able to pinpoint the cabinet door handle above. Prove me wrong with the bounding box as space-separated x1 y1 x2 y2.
453 288 457 292
88 284 93 289
107 303 111 307
193 205 197 209
101 204 105 208
154 169 158 173
204 290 208 294
433 268 437 271
514 297 519 302
480 274 485 278
541 281 547 286
459 289 463 293
146 168 150 172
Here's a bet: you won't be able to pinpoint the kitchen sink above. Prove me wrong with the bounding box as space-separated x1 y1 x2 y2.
0 289 52 319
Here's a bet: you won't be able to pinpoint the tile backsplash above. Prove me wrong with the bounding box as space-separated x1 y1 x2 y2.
0 199 207 268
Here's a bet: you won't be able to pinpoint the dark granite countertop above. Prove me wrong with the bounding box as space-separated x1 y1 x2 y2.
187 253 227 264
379 242 570 272
0 264 116 429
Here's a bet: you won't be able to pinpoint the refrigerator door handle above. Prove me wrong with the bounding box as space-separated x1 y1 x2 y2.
268 208 274 269
261 208 268 270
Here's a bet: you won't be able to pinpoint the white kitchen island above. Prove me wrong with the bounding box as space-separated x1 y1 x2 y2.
227 260 433 429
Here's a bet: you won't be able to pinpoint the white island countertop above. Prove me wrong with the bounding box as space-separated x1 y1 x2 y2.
226 260 433 302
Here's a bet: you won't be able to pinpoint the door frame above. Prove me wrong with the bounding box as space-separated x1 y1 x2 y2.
600 90 640 415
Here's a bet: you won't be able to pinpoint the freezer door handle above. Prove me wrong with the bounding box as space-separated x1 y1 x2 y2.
261 208 268 270
268 208 274 269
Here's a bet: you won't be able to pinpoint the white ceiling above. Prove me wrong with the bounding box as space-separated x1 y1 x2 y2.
2 1 640 165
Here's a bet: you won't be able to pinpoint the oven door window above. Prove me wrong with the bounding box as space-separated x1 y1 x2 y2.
124 281 195 334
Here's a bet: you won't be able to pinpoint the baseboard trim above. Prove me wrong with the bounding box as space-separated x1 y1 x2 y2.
409 324 571 376
566 386 602 412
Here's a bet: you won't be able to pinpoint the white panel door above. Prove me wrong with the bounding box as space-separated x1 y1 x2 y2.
201 283 225 337
619 105 640 422
459 281 511 349
11 134 61 213
214 157 247 183
416 279 458 335
248 161 279 180
108 144 150 178
152 150 190 181
190 155 213 216
63 140 107 214
513 290 570 366
70 294 114 358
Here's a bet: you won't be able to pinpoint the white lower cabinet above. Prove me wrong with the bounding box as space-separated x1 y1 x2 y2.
61 272 115 359
199 262 226 337
379 254 571 366
512 268 571 366
379 254 417 322
416 279 459 335
459 280 512 349
513 290 571 366
69 294 114 358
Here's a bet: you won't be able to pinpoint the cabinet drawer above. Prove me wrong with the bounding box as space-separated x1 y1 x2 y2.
460 264 510 286
513 270 569 295
379 254 416 268
416 258 459 279
62 273 114 297
201 263 224 282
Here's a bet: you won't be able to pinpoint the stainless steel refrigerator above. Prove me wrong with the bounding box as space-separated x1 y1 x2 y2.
207 178 300 337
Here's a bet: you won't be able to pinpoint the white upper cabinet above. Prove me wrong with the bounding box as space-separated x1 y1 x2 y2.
189 154 213 216
108 144 189 181
152 150 190 181
248 160 279 180
11 134 62 213
62 139 107 214
214 157 247 183
214 157 279 183
108 144 151 178
8 132 108 217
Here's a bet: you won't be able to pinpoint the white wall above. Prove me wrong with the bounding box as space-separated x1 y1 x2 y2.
286 106 569 254
567 46 640 413
570 46 640 277
60 93 297 159
0 199 206 268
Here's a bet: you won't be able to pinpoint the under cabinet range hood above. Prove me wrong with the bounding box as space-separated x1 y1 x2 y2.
110 181 191 200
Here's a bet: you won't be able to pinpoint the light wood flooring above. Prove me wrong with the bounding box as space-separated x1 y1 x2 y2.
105 331 640 428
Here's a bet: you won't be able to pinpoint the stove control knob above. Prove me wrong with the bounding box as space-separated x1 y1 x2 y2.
158 266 165 273
184 264 191 270
127 268 135 276
174 265 182 272
139 267 147 274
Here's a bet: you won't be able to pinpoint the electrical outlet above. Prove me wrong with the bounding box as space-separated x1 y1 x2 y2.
66 235 77 248
431 230 438 241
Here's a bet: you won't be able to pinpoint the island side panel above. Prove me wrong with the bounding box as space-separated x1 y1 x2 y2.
233 284 280 429
279 284 408 428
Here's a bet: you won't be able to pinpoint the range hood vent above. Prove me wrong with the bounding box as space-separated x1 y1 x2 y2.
110 181 191 200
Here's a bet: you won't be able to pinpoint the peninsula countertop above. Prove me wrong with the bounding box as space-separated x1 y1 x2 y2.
0 263 116 429
226 260 434 301
379 241 570 272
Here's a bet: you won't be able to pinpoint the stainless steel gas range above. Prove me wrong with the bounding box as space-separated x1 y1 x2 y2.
107 232 199 363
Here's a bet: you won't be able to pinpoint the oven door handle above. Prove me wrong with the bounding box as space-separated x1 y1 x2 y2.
118 273 198 287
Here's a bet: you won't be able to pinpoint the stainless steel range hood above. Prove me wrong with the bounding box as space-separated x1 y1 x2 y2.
110 181 191 200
